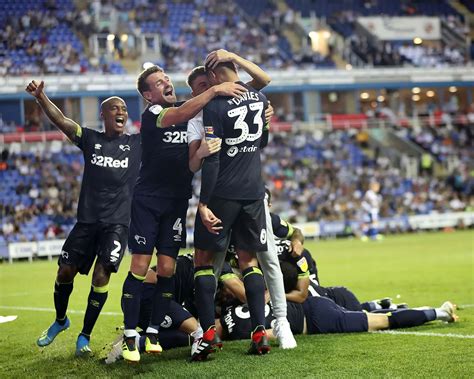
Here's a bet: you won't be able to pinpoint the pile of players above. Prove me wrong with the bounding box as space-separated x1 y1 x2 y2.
27 49 458 364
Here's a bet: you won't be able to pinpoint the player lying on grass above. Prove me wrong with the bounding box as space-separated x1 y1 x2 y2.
26 80 141 357
216 260 458 340
266 190 406 312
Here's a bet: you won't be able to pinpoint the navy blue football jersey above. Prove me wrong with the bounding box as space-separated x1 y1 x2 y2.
134 102 193 199
72 127 141 225
200 82 268 203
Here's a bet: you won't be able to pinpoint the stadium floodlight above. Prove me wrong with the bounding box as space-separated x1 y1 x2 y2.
449 86 457 93
413 37 423 45
412 87 421 94
142 62 155 70
107 34 115 41
412 94 421 101
426 90 435 98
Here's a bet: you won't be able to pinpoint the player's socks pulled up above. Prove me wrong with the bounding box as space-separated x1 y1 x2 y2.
37 317 70 347
81 285 108 337
75 333 92 357
54 280 73 321
194 266 216 331
388 309 429 329
242 266 266 330
248 325 270 355
122 271 145 330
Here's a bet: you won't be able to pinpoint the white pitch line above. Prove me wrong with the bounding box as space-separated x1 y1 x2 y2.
460 304 474 308
0 305 121 316
373 330 474 339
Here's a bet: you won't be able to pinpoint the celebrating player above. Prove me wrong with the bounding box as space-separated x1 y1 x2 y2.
120 65 247 363
27 80 141 356
191 59 271 360
186 51 297 351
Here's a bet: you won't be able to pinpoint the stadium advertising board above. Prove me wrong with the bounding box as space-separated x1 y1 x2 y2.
357 17 441 40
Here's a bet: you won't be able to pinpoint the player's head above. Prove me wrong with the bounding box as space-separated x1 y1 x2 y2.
187 66 211 97
205 61 238 85
137 65 176 106
100 96 127 136
369 180 380 193
279 260 298 293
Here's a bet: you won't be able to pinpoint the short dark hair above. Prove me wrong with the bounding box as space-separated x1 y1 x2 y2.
280 260 298 293
205 61 237 74
137 65 164 97
187 66 206 88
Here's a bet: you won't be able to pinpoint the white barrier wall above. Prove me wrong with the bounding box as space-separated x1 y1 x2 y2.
6 212 474 261
8 239 65 263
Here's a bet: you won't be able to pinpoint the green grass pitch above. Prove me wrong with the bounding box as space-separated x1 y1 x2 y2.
0 231 472 377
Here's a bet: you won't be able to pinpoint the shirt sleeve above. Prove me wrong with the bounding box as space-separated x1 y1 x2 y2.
187 110 204 145
199 105 222 204
271 212 294 239
144 104 170 128
71 125 87 150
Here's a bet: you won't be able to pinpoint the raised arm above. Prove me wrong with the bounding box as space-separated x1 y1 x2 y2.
25 80 80 141
205 49 271 90
160 82 247 128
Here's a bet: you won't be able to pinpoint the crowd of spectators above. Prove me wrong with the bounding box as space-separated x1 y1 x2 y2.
1 123 472 245
0 0 125 76
261 129 473 225
0 146 80 244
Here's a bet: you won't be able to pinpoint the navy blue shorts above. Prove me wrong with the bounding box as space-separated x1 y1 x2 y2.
326 286 363 312
60 222 127 275
128 195 188 258
137 283 192 331
194 197 267 253
303 296 368 334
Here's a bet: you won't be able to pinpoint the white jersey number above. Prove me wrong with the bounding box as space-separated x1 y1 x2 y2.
225 102 264 146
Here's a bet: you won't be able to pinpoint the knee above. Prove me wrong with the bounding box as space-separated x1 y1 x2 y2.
130 255 152 276
157 258 175 277
92 269 111 287
57 265 77 283
193 249 213 267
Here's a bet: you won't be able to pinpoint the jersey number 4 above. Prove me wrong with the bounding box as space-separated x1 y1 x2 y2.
225 102 264 146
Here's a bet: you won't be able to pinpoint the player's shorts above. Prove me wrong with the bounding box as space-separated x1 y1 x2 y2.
325 286 363 312
194 197 267 253
60 222 128 275
303 296 368 334
128 195 188 258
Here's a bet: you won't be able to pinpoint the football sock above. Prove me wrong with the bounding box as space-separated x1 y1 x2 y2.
242 266 266 330
81 284 108 337
148 275 175 332
54 280 73 324
194 266 216 331
388 309 429 329
434 307 450 322
122 271 145 332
